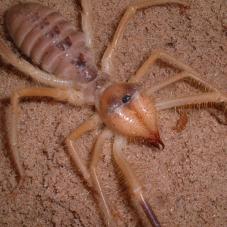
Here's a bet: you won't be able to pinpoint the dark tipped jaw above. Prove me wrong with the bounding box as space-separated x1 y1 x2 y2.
144 136 164 150
129 93 164 149
129 134 164 150
152 138 165 150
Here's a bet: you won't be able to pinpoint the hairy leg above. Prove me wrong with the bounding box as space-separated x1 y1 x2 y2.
156 92 227 111
9 87 85 187
113 134 161 227
129 50 227 118
101 0 188 75
89 129 116 227
146 71 190 95
0 38 74 88
66 114 102 186
130 50 218 93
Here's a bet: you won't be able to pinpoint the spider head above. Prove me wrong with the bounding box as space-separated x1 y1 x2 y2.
98 83 164 149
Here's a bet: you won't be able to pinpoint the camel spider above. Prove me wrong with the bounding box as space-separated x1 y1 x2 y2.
0 0 226 226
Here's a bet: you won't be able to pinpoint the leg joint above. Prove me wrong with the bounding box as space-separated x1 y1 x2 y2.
128 5 136 14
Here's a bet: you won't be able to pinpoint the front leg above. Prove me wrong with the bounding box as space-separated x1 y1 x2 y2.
130 50 219 93
155 92 227 111
9 87 85 188
130 50 227 124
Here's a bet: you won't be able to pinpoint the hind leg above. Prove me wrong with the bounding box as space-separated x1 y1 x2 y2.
80 0 93 48
8 87 85 189
0 38 74 88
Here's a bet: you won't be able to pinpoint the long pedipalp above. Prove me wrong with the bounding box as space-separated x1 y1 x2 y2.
139 194 161 227
113 134 161 226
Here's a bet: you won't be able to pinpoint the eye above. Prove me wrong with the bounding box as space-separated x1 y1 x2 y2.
122 95 131 103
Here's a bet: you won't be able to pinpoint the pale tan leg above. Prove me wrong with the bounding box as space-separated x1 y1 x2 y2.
0 38 74 88
146 71 191 95
9 87 85 187
130 50 227 125
80 0 93 48
66 118 119 227
130 50 219 93
113 135 161 227
65 114 102 186
156 92 227 111
89 129 116 227
101 0 188 74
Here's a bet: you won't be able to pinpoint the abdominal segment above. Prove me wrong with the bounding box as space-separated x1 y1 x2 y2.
5 3 97 85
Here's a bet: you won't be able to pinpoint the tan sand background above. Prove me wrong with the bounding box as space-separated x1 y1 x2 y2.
0 0 226 226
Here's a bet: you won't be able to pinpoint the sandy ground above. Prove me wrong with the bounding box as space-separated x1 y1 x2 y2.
0 0 227 226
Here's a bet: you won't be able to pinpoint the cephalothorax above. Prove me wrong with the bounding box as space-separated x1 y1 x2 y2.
0 1 226 227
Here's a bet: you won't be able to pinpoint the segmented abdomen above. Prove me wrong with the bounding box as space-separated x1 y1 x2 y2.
5 3 97 86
